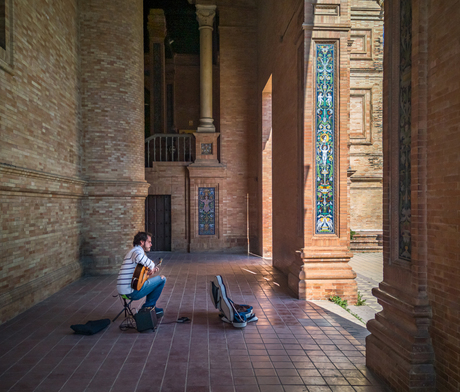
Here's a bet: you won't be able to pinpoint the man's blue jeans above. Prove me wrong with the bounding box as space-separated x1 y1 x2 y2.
126 275 166 309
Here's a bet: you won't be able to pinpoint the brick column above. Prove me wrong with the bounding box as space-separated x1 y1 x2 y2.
148 9 167 135
290 0 357 302
80 0 149 274
366 0 435 389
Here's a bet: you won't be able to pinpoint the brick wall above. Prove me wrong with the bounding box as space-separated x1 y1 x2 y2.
0 0 82 323
172 54 220 133
0 0 149 323
219 1 258 251
0 0 81 176
349 185 382 230
349 0 384 243
173 55 201 131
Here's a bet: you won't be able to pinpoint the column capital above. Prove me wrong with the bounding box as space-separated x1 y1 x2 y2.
148 9 167 40
196 5 216 28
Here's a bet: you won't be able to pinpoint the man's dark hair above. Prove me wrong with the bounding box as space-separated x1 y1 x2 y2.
133 231 152 246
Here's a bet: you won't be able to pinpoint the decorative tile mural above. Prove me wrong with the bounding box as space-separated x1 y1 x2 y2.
315 43 336 234
201 143 212 155
198 187 215 235
399 0 412 260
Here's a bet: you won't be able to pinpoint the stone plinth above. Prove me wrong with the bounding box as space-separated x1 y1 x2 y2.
367 284 435 391
295 248 357 303
192 132 220 166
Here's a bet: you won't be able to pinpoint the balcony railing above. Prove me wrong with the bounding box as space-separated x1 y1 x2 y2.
145 134 194 167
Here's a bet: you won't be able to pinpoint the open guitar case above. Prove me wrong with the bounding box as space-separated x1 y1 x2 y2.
210 275 258 328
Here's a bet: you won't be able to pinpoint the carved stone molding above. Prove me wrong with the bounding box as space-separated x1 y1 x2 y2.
0 163 85 198
196 5 216 28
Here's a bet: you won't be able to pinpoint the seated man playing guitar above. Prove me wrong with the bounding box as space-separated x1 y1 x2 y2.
117 231 166 316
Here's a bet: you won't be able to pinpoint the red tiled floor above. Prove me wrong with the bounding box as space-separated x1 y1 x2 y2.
0 253 389 391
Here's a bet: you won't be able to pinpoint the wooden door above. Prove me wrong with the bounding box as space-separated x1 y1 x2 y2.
145 195 171 251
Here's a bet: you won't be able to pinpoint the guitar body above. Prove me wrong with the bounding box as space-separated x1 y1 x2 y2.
131 258 162 291
131 264 149 291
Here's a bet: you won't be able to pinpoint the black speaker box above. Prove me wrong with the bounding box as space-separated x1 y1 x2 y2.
134 308 158 332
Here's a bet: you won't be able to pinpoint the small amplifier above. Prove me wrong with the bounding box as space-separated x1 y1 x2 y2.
134 307 158 332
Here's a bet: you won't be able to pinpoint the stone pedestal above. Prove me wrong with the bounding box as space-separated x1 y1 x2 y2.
367 285 435 391
297 248 357 301
191 132 220 166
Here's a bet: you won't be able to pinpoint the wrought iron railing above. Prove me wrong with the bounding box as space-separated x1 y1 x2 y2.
145 134 194 167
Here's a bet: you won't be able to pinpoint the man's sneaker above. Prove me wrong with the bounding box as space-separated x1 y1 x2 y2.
155 307 164 318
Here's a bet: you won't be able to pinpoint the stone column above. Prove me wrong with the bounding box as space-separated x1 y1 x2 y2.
196 4 216 133
148 9 167 135
80 0 149 274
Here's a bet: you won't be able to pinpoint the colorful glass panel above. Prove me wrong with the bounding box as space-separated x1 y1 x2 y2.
399 0 412 260
198 187 215 235
315 43 335 234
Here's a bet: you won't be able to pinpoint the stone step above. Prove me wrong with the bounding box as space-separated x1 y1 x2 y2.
352 238 382 244
351 247 382 253
351 231 383 252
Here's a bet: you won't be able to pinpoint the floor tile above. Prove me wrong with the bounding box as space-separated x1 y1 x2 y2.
0 252 389 392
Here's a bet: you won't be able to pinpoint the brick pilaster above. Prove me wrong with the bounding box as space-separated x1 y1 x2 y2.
80 0 149 274
295 0 357 303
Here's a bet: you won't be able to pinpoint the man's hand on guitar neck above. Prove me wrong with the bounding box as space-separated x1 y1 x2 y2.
147 266 160 277
146 258 163 277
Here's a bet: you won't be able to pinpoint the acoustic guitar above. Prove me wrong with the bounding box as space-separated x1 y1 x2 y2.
131 258 163 291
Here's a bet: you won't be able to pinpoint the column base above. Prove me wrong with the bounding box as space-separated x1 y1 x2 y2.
197 117 215 133
297 248 357 302
366 284 435 391
190 159 221 166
